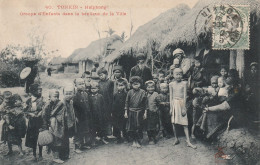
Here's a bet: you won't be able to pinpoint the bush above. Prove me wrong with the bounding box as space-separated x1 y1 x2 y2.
0 70 20 87
0 61 25 87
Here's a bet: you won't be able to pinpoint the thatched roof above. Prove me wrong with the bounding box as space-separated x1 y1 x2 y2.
65 48 84 63
103 4 191 63
49 56 66 65
159 0 260 50
70 34 123 63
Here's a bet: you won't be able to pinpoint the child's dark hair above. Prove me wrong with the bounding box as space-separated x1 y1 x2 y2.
130 76 142 84
194 56 201 62
116 78 127 87
158 70 165 76
94 62 99 68
84 71 91 75
97 67 108 75
220 65 228 72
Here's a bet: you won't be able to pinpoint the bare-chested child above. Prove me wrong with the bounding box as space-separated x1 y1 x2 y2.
169 68 196 149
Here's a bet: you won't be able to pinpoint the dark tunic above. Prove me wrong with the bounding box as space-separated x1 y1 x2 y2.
89 93 105 137
146 92 159 131
99 79 114 135
25 97 44 148
130 65 153 88
73 90 91 135
98 79 114 116
197 49 219 85
125 89 146 131
47 100 70 160
185 66 205 89
156 93 172 131
1 106 26 145
112 91 127 131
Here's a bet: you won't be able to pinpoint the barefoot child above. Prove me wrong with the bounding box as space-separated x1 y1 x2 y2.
1 93 26 156
169 68 196 149
125 76 146 148
89 82 108 144
73 78 91 153
157 83 172 138
144 80 159 145
98 67 114 138
112 78 128 143
25 84 45 160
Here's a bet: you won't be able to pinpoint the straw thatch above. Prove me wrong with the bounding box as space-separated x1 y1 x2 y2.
71 34 123 63
104 4 191 63
49 56 66 65
159 0 260 51
65 48 84 63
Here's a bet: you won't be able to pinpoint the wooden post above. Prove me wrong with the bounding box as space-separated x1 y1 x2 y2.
230 50 237 69
236 49 245 80
79 61 82 75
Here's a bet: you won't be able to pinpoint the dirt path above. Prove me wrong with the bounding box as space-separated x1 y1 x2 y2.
0 135 244 165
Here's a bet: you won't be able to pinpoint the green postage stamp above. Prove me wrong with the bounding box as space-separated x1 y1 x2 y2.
212 5 250 49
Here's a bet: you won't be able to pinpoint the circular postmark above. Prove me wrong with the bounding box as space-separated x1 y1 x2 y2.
194 4 214 39
212 5 243 49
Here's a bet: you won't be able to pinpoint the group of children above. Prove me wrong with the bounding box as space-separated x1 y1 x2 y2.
0 58 258 163
80 66 198 149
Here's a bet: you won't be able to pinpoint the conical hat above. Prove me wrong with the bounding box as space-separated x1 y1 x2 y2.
20 67 31 79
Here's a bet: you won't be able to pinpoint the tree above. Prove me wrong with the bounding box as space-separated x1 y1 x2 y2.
104 27 115 36
120 31 127 42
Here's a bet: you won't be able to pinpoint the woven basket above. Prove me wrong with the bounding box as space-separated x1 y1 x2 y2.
38 130 53 146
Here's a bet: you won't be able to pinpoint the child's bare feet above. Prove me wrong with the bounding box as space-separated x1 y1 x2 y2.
136 142 141 148
102 138 109 144
19 152 24 156
131 141 136 147
191 134 196 139
74 149 83 154
173 139 180 146
53 158 64 164
186 141 197 149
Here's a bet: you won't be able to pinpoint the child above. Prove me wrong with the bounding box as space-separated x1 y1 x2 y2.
112 78 128 143
83 71 92 91
155 70 166 93
61 86 76 161
91 62 100 80
219 66 228 80
144 80 159 144
156 83 172 138
217 77 229 102
44 91 69 164
124 76 146 148
169 59 180 81
1 93 26 156
186 56 205 89
89 82 108 144
98 67 114 138
24 84 45 161
73 78 91 153
112 65 128 94
169 68 196 149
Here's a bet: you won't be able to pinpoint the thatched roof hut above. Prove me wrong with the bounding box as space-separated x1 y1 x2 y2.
71 34 123 63
159 0 260 51
65 48 84 63
103 4 191 63
49 56 66 66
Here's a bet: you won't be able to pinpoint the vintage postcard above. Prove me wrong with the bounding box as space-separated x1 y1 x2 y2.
0 0 259 164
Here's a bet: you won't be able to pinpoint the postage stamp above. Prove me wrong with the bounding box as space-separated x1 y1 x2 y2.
212 5 250 50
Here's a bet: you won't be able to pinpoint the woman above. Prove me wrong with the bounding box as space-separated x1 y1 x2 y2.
197 77 243 140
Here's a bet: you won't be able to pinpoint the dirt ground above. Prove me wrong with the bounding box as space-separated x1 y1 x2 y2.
0 73 246 165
